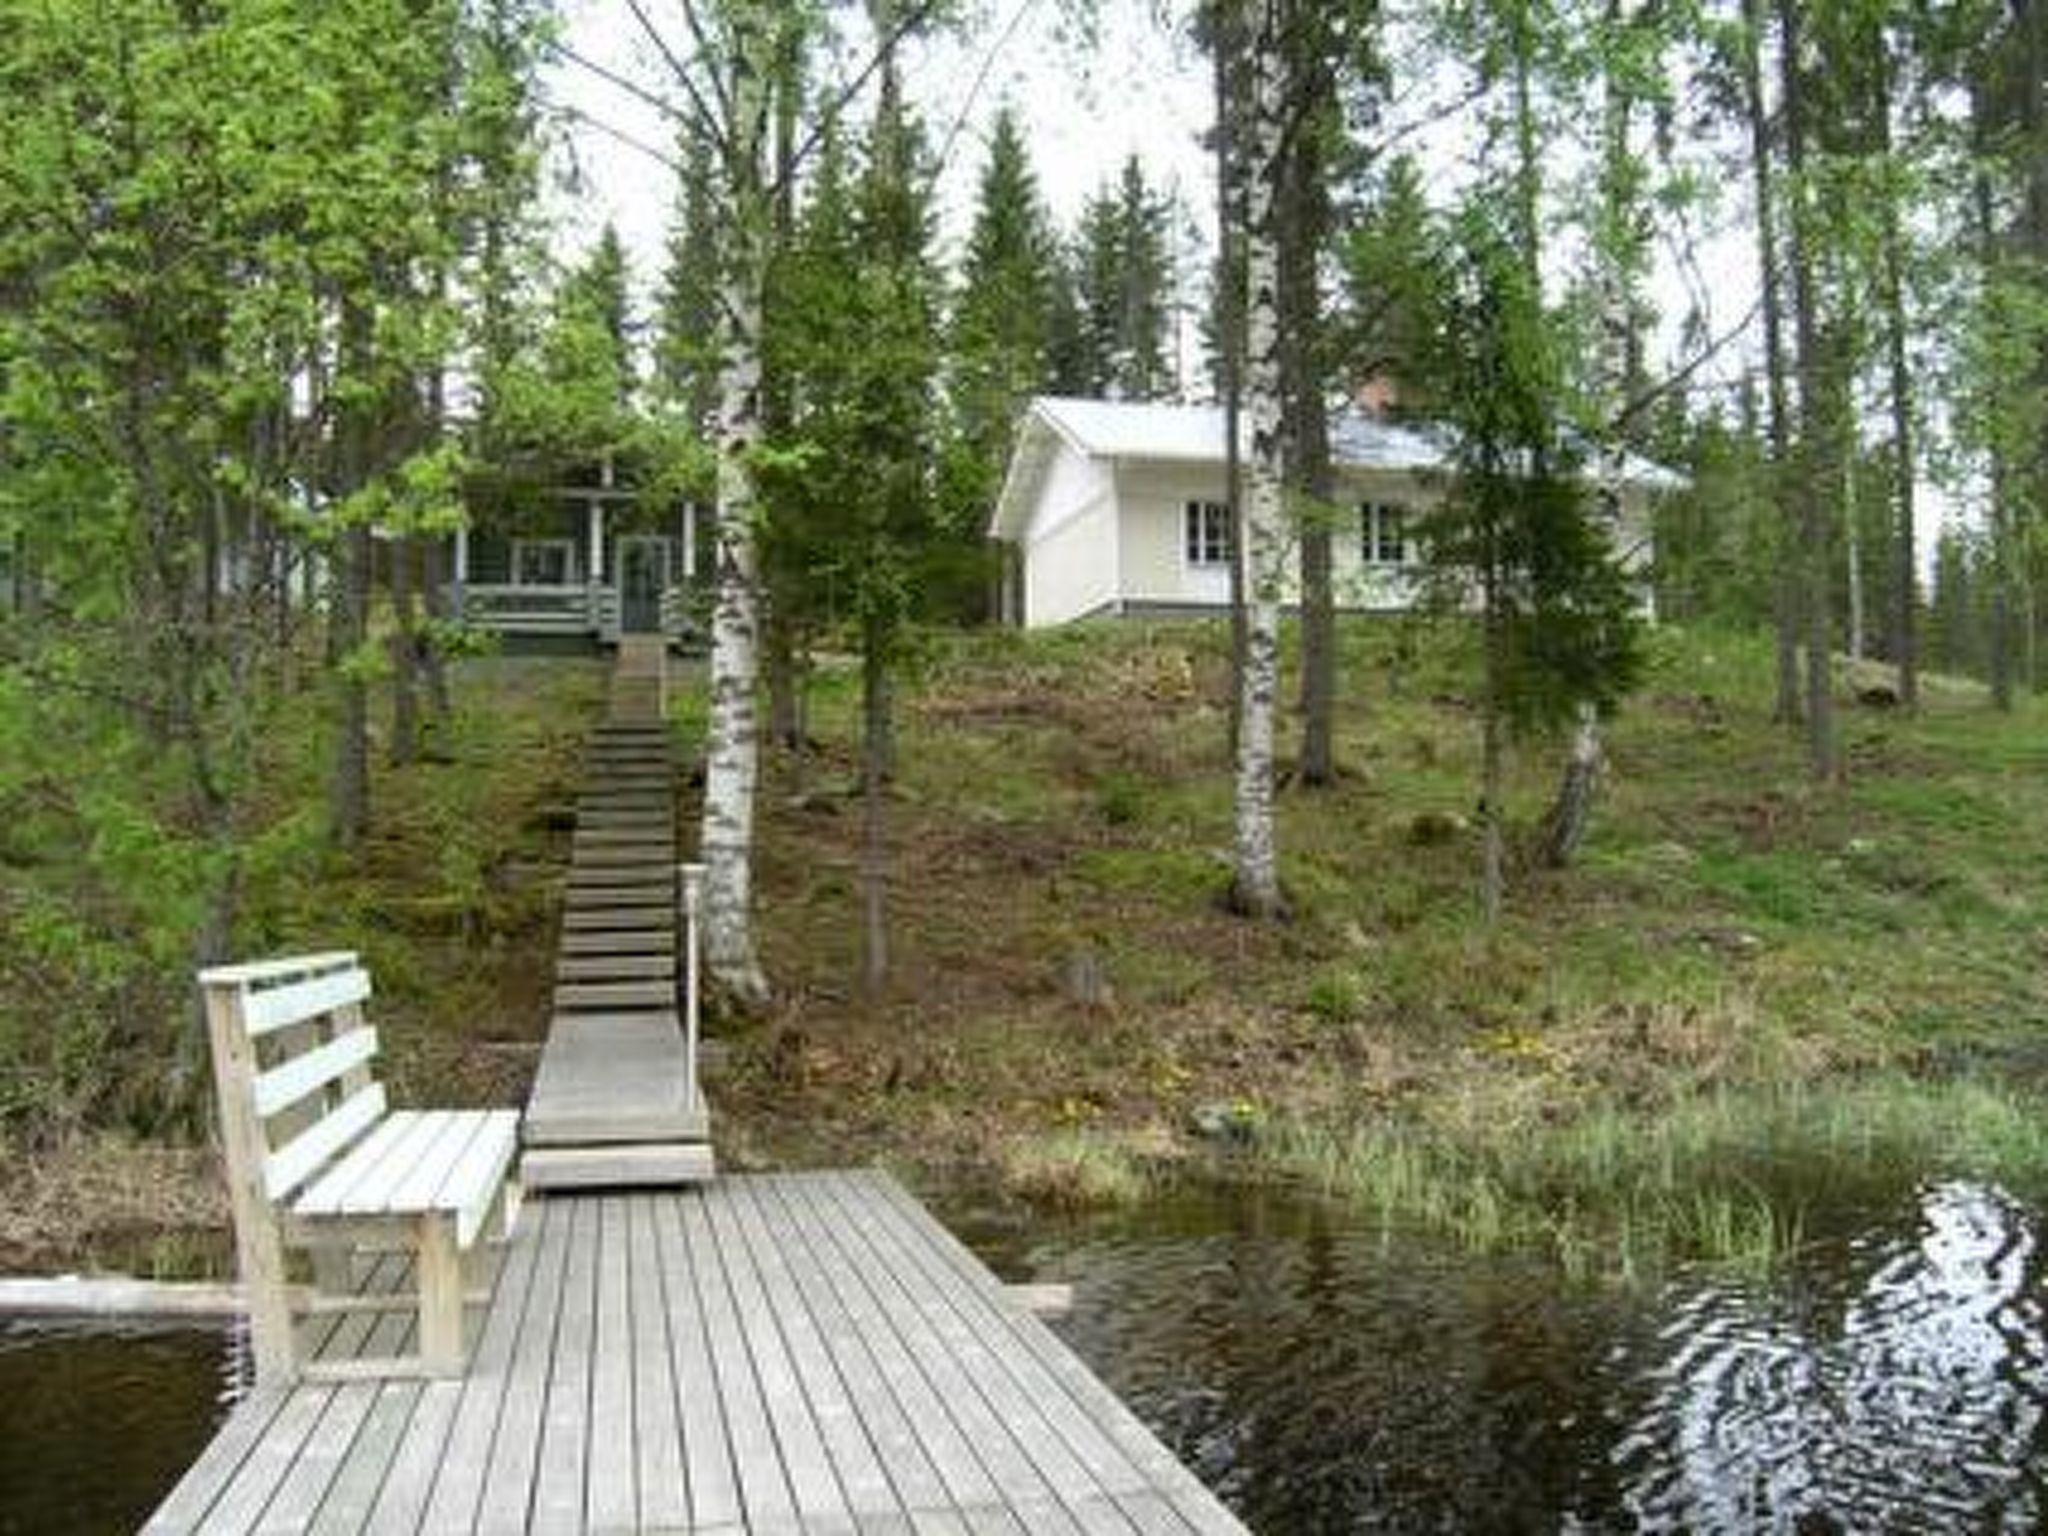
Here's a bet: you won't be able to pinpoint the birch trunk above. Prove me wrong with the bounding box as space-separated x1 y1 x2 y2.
700 12 772 1007
1874 44 1918 708
1540 0 1628 869
1230 1 1285 919
1213 3 1248 760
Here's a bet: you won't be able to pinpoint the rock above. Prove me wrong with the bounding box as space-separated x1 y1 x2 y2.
1694 927 1764 957
1188 1101 1260 1144
1857 683 1900 709
1061 948 1114 1008
1408 810 1471 846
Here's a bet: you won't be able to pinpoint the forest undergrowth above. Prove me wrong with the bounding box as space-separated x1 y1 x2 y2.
7 621 2047 1280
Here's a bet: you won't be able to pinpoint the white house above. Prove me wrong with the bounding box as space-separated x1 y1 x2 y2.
987 396 1687 628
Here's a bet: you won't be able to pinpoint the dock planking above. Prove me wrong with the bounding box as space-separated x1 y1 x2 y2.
143 1172 1250 1535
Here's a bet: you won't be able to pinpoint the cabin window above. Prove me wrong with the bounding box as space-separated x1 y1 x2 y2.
512 538 575 587
1184 500 1234 567
1361 503 1411 566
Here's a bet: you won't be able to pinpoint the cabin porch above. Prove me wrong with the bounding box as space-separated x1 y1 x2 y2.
450 489 707 649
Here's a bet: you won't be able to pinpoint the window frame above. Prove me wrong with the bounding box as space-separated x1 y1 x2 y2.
511 537 577 588
1183 499 1234 569
1360 502 1412 568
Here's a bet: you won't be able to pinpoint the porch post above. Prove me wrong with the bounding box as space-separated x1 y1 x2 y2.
587 499 604 584
452 522 469 616
681 503 698 581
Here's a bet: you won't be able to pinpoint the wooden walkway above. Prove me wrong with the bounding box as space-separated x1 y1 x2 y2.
142 1171 1249 1534
524 636 711 1190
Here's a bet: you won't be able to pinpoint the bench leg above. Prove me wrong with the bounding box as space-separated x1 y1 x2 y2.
490 1178 524 1245
417 1213 464 1378
309 1241 355 1295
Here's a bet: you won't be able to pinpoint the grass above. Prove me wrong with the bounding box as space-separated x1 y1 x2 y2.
13 616 2048 1285
0 653 604 1269
1267 1077 2048 1280
709 616 2048 1278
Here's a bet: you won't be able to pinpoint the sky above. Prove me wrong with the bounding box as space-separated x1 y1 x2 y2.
540 0 1962 547
546 0 1215 292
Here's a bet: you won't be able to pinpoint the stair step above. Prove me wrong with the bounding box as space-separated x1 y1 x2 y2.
569 872 679 897
573 834 673 854
555 980 674 1011
574 843 674 867
557 953 675 982
559 930 677 956
561 905 672 932
520 1143 715 1190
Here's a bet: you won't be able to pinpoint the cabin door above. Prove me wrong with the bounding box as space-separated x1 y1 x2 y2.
619 537 668 633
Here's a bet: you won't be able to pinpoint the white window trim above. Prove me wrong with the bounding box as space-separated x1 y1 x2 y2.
1361 502 1412 568
1183 499 1233 569
511 537 577 588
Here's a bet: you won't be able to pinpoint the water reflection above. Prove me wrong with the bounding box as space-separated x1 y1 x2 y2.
1612 1181 2047 1533
0 1318 234 1536
2 1181 2043 1533
950 1177 2048 1533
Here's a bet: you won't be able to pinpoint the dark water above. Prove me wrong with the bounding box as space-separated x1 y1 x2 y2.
941 1177 2048 1533
0 1318 239 1536
6 1180 2047 1533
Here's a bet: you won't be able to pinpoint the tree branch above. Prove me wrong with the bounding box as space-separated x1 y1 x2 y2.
621 0 734 156
771 0 951 198
549 38 726 158
554 103 687 178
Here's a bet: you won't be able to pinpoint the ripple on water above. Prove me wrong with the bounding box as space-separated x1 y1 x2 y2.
6 1179 2048 1534
0 1317 238 1536
948 1177 2048 1533
1610 1180 2048 1533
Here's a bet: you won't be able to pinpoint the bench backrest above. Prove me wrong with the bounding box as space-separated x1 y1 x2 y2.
198 953 385 1206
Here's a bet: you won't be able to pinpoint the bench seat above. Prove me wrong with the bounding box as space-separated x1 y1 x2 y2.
294 1109 520 1247
200 953 522 1385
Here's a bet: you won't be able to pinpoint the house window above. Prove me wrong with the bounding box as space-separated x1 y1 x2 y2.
1184 500 1234 567
1361 503 1411 566
512 538 575 587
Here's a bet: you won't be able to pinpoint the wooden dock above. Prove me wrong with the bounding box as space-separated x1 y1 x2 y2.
141 1171 1249 1534
524 636 712 1191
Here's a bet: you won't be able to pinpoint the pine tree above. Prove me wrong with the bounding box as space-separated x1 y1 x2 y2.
945 108 1060 618
1071 158 1176 400
656 127 724 435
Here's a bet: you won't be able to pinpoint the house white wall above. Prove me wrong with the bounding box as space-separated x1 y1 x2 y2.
1022 446 1118 625
1013 443 1660 627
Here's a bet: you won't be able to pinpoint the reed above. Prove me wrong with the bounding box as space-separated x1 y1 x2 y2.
1267 1077 2046 1277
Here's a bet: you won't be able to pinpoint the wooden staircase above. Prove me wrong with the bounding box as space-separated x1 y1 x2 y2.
520 636 714 1190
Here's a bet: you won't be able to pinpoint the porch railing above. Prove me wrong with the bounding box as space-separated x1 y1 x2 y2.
456 582 617 636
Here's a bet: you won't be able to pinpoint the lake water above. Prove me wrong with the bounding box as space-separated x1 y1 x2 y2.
7 1177 2046 1532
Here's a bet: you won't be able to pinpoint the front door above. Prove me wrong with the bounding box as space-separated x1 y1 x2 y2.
619 537 668 634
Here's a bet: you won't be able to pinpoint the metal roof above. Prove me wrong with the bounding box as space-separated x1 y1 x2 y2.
989 395 1689 539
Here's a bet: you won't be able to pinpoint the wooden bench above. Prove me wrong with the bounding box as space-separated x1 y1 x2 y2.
198 952 521 1386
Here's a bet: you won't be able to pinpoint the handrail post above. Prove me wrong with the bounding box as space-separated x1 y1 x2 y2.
680 862 705 1109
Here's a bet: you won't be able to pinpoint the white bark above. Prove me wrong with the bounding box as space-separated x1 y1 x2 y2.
1231 3 1284 919
699 16 771 1007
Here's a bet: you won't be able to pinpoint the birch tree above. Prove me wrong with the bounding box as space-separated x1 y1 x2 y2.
620 0 947 1005
1230 0 1287 919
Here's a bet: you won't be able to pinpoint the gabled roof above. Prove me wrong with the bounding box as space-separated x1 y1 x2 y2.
989 396 1688 540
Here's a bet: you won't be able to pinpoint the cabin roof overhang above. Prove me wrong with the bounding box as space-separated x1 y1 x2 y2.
987 396 1689 543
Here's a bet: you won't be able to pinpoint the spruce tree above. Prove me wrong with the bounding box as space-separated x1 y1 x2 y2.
944 108 1060 615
